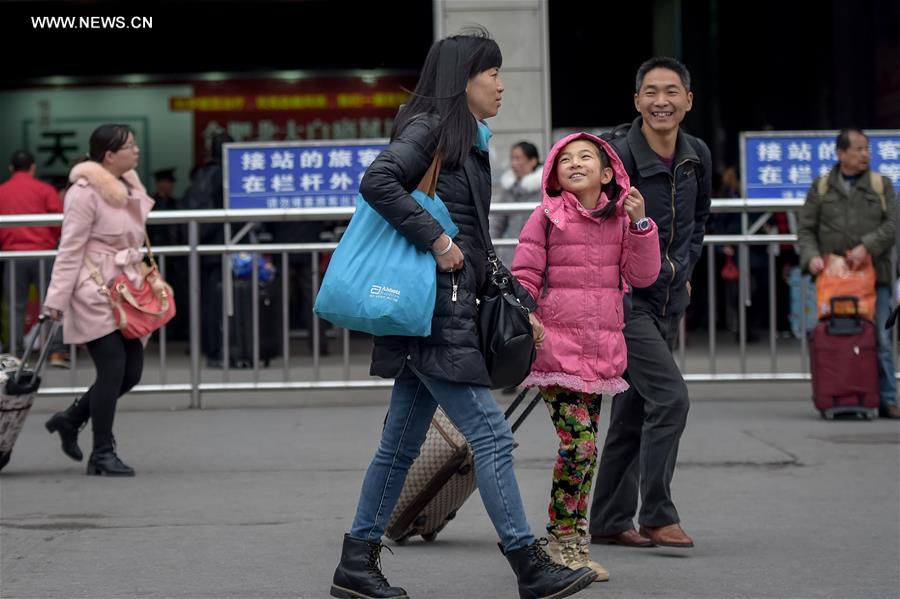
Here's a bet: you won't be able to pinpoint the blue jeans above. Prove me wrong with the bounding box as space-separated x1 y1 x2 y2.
349 364 534 552
875 285 897 408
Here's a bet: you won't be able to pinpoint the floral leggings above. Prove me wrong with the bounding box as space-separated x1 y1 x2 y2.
540 385 602 538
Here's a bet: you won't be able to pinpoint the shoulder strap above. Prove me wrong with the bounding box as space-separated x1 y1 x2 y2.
142 231 159 270
463 159 500 269
612 138 637 180
416 150 442 198
684 135 706 182
83 255 110 295
816 175 829 197
869 170 886 213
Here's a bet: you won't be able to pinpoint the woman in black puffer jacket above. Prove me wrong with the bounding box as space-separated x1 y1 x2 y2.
328 29 596 599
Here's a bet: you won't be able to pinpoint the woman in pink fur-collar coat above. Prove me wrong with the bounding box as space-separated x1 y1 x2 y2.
42 124 154 477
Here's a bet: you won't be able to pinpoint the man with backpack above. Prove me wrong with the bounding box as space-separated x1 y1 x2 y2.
589 57 711 549
797 128 898 419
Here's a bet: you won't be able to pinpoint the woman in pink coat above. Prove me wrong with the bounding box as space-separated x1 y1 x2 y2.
42 124 154 477
511 132 661 579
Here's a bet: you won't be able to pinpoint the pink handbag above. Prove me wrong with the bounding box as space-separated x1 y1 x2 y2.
84 238 176 339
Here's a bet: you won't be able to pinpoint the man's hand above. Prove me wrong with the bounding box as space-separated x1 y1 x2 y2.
846 244 869 270
623 186 646 223
686 282 692 297
529 313 545 350
808 256 825 276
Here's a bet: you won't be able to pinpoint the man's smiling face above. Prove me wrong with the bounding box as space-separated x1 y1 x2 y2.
634 67 693 135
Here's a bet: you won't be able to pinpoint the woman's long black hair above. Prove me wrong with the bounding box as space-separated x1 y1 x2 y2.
391 27 502 170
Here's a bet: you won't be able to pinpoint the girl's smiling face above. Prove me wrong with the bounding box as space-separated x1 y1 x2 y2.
555 140 612 195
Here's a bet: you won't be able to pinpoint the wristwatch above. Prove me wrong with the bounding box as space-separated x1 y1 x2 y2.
631 217 651 232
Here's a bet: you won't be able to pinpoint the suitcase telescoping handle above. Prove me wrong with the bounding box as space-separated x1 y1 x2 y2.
8 315 60 395
827 296 864 336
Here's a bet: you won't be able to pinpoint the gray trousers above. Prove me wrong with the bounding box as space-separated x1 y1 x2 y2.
589 299 690 534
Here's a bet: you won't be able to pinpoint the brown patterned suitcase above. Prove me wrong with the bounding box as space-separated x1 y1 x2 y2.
385 388 540 544
0 317 59 471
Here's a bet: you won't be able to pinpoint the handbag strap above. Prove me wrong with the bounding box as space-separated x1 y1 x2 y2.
142 231 159 271
83 231 157 296
464 160 502 275
416 150 442 198
83 254 111 297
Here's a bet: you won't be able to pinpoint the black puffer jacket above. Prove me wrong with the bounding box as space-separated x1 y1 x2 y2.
610 117 711 317
360 114 536 386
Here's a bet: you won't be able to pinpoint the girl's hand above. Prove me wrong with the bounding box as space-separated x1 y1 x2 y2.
42 307 62 321
624 186 646 223
529 313 545 350
432 234 465 273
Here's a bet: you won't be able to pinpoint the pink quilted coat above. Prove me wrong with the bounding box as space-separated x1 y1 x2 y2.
511 132 661 394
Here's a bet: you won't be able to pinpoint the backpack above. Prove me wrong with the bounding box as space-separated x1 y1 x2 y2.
816 170 886 213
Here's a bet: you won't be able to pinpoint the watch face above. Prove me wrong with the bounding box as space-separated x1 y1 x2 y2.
637 218 650 231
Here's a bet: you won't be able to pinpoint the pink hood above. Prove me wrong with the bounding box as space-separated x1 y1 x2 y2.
510 132 661 395
541 132 631 223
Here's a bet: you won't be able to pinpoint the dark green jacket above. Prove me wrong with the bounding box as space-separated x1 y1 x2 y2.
797 166 897 285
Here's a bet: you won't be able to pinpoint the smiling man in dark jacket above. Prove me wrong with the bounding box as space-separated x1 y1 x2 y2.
589 57 711 549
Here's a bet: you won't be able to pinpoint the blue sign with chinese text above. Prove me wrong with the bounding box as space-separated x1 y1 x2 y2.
741 131 900 199
223 139 388 209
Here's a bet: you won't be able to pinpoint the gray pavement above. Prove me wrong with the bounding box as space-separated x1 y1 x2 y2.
2 383 899 599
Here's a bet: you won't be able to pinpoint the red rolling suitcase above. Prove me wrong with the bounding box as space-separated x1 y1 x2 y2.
809 296 880 420
385 388 541 544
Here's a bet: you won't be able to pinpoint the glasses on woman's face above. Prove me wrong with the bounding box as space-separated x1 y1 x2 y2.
119 142 139 152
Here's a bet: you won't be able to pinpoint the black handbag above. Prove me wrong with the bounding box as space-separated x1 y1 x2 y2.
468 166 536 389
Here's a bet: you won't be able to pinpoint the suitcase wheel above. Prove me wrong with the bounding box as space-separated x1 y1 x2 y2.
422 532 438 543
445 510 457 522
0 451 10 471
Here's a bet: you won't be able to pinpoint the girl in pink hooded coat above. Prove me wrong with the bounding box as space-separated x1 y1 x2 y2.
511 133 661 579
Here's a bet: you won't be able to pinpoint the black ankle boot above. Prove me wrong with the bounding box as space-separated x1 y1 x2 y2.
86 440 134 477
45 399 87 462
501 539 596 599
330 534 408 599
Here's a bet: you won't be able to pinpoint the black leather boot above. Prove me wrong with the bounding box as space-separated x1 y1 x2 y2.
501 539 596 599
86 437 134 476
330 534 408 599
45 398 88 462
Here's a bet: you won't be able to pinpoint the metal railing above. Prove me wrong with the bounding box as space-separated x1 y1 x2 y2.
1 198 874 406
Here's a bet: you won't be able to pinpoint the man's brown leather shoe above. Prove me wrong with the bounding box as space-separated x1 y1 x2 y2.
590 529 654 547
880 404 900 419
639 524 694 548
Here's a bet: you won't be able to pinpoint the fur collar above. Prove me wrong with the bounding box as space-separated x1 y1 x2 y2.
69 161 146 208
500 166 543 193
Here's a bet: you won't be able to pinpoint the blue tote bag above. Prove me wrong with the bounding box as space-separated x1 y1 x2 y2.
314 153 457 337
